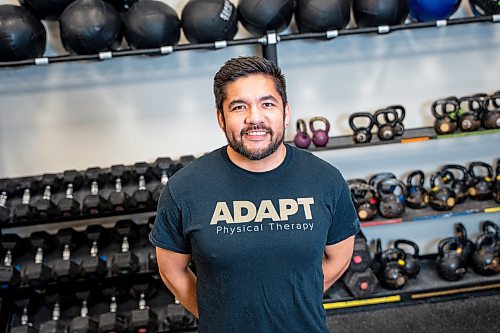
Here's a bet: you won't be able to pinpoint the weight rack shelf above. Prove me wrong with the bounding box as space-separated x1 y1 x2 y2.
323 258 500 313
0 14 498 68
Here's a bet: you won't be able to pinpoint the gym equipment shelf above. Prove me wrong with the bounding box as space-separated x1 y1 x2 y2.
323 257 500 313
0 14 498 68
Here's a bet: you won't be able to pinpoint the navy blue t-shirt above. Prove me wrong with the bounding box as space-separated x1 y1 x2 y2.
149 144 360 333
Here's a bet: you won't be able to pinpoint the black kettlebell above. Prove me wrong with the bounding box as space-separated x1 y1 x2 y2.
309 116 330 147
378 247 408 290
494 158 500 204
386 105 406 136
294 119 311 149
457 95 482 132
429 170 456 211
467 161 494 201
472 232 499 276
374 108 397 141
347 179 378 221
454 223 475 264
482 92 500 129
371 239 384 274
431 97 459 135
377 178 406 219
482 220 500 254
441 164 469 204
369 172 396 191
435 237 467 281
394 239 420 279
405 170 429 209
349 112 374 144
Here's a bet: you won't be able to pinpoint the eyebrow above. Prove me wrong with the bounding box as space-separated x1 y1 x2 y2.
228 95 279 109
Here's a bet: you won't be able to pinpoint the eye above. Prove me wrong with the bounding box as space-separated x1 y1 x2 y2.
231 105 246 111
263 102 275 108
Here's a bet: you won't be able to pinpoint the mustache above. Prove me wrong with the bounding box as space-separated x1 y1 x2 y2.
241 125 273 135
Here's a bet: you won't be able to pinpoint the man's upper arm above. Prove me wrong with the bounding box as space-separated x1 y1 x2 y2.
156 247 192 276
324 235 355 262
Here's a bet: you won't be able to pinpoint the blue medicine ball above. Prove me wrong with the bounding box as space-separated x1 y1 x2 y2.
409 0 462 22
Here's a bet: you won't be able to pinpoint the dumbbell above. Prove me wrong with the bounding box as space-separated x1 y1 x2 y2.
9 305 38 333
176 155 196 172
83 167 109 215
98 296 128 333
349 233 372 272
57 170 84 217
81 225 110 279
23 231 55 286
152 157 173 202
33 173 60 219
108 165 132 212
13 178 40 222
342 269 378 298
165 300 196 331
52 228 82 282
70 299 98 333
39 303 67 333
129 283 159 333
130 163 154 209
0 233 24 288
147 216 158 271
111 219 140 275
0 178 18 224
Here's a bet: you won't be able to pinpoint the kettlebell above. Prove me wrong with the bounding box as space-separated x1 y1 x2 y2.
467 161 494 201
472 232 499 276
405 170 429 209
435 237 467 281
369 172 397 190
309 116 330 147
394 239 420 278
429 170 456 211
386 105 406 136
431 97 459 135
482 220 500 254
482 92 500 129
454 223 475 264
377 178 406 219
494 158 500 204
441 164 469 204
347 179 378 221
349 112 374 144
374 108 398 141
378 247 408 290
457 95 482 132
294 119 311 149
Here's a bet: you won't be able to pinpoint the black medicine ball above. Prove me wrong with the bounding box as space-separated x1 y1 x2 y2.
123 0 180 49
238 0 294 36
469 0 500 16
59 0 122 55
295 0 351 33
0 5 47 62
19 0 77 20
353 0 409 28
181 0 238 43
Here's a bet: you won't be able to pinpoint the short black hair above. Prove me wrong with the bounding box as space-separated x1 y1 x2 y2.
213 56 287 112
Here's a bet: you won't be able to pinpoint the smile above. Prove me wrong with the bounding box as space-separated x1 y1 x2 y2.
245 131 268 136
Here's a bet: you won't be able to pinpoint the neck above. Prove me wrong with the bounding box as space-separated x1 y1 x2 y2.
226 144 287 172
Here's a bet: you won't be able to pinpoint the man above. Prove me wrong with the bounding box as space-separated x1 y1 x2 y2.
149 56 360 333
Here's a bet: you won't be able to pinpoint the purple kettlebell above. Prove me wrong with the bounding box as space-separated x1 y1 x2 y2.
309 116 330 147
294 119 311 149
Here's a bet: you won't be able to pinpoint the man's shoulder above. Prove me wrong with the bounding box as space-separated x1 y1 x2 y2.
289 144 342 177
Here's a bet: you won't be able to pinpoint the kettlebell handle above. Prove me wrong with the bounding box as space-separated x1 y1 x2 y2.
430 170 455 189
431 97 460 119
296 119 308 134
377 178 406 197
485 92 500 110
394 239 420 257
468 161 493 179
309 116 330 134
482 221 500 237
474 232 497 251
406 170 425 188
376 239 382 256
386 105 406 122
374 109 398 127
368 172 396 188
441 164 468 181
437 236 463 258
381 247 406 266
349 112 374 131
454 223 468 241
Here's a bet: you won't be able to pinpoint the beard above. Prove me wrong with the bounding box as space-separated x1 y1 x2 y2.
223 123 285 161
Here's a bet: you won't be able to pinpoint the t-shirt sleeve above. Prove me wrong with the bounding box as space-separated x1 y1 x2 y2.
149 184 191 254
326 177 360 245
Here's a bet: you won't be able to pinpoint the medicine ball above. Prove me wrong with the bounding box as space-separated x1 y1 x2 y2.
238 0 294 36
181 0 238 43
353 0 409 27
123 0 180 49
0 5 46 62
59 0 122 55
103 0 138 12
469 0 500 16
19 0 76 20
408 0 462 22
295 0 350 33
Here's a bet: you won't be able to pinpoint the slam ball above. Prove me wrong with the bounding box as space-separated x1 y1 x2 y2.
295 0 351 33
0 5 46 62
182 0 238 43
123 0 180 49
238 0 295 36
353 0 409 27
19 0 76 20
408 0 462 22
469 0 500 16
59 0 122 55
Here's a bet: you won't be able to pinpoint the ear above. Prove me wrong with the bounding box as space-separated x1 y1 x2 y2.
284 103 291 127
216 109 225 130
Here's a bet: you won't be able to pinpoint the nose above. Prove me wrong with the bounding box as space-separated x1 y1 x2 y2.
245 104 264 125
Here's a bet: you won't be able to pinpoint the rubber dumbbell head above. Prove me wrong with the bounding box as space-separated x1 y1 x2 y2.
13 178 39 222
39 303 67 333
165 300 196 331
152 157 173 202
34 173 61 219
108 164 132 212
111 219 140 275
52 228 82 282
130 162 154 209
58 170 84 217
81 225 110 279
83 167 109 215
98 297 129 333
23 231 55 286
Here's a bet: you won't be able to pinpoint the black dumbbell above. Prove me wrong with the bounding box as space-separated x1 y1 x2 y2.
108 165 132 212
98 297 128 333
9 305 38 333
0 178 18 224
0 233 24 288
70 299 99 333
147 216 158 271
52 228 82 282
152 158 173 202
58 170 84 217
349 233 372 272
81 225 110 279
129 283 159 333
165 300 196 331
130 162 154 209
176 155 196 172
23 231 55 286
83 167 109 215
111 219 140 275
33 173 61 219
13 178 39 222
39 303 67 333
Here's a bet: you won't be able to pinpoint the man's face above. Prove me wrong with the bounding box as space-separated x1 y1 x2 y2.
217 74 290 161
